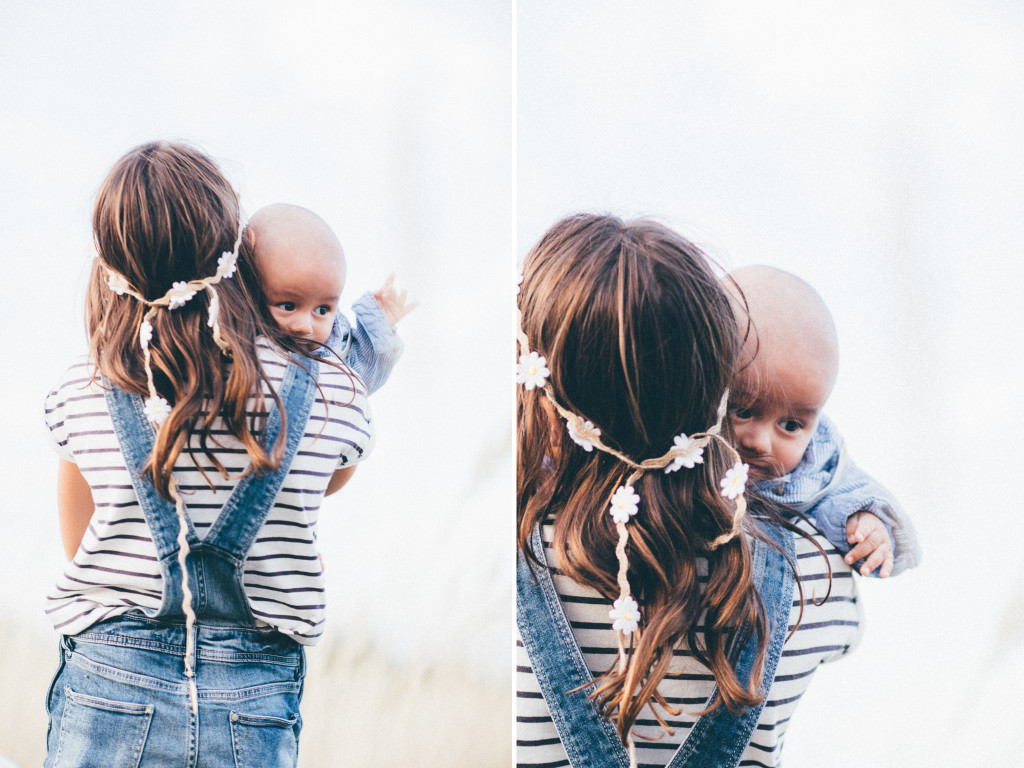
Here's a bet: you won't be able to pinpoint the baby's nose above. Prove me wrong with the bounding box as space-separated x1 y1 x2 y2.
285 316 313 336
737 425 771 456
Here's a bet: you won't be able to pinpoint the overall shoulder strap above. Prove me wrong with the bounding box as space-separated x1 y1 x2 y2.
202 356 318 557
517 525 632 768
667 522 796 768
105 383 194 558
517 522 796 768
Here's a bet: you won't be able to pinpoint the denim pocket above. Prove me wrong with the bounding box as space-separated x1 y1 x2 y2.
51 687 153 768
230 710 300 768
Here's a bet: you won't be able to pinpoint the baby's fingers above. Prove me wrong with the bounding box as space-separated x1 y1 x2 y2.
879 549 894 578
397 290 419 314
378 272 397 294
844 528 885 565
845 511 874 545
858 545 892 577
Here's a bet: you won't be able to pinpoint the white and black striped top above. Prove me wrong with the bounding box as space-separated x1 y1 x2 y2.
43 343 374 645
516 518 863 767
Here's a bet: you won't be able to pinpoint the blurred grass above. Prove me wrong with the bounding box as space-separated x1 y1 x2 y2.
0 619 512 767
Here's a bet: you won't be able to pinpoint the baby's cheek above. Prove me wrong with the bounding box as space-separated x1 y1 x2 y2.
781 435 814 474
313 322 333 345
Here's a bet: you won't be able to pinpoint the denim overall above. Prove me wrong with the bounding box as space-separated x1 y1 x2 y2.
517 522 795 768
45 359 317 768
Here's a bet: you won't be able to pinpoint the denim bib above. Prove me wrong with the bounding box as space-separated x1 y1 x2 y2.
517 521 795 768
103 357 318 626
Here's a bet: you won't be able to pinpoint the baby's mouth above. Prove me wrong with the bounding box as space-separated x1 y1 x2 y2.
289 335 322 351
740 457 779 482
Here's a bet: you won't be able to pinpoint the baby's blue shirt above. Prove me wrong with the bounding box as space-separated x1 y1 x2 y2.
319 291 403 395
754 415 921 577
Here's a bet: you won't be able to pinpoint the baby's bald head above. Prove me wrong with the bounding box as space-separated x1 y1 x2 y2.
728 265 839 398
249 203 347 344
249 204 346 273
725 266 839 479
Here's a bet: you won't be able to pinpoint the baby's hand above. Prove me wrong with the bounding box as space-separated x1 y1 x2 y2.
373 273 418 327
844 511 894 577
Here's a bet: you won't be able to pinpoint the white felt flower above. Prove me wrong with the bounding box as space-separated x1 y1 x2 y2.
217 251 238 279
609 595 641 635
609 485 640 524
664 433 705 474
166 281 197 310
516 351 549 390
106 272 130 296
567 418 600 452
143 395 171 425
720 462 749 500
139 320 153 350
516 271 524 295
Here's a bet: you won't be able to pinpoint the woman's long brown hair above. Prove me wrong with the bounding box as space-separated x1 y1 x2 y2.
517 213 770 743
86 141 315 498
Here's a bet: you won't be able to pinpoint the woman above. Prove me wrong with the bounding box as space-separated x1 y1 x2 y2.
516 213 860 767
44 142 373 765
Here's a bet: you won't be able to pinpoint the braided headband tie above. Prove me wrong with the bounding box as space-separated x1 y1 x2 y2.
98 222 244 716
102 224 244 426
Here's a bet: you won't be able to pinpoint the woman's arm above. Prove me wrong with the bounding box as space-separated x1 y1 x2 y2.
58 459 94 559
325 466 357 496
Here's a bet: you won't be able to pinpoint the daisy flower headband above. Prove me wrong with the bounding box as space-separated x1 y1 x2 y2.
100 222 244 427
516 303 749 673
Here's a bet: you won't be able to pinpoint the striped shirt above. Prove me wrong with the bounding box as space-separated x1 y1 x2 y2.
43 342 374 645
516 518 862 767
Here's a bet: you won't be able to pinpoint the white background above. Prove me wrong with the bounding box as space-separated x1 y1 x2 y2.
520 2 1024 765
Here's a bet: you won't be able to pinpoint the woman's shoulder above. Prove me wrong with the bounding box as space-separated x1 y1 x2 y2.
44 355 105 413
256 339 368 394
255 339 375 466
47 354 99 389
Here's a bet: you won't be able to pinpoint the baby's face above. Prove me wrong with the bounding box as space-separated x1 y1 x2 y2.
728 347 833 482
257 232 345 346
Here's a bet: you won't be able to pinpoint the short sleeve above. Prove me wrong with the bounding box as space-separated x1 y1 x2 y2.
43 358 94 463
336 388 375 468
309 359 377 470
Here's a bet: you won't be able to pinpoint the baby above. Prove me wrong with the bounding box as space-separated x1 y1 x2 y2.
726 265 920 577
247 203 415 393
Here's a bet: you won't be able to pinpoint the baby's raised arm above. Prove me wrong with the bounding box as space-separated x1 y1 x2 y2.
803 455 919 578
323 276 414 395
373 273 418 327
761 417 921 578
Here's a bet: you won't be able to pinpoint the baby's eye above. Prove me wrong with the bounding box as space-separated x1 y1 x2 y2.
314 305 332 317
729 406 753 420
275 302 296 312
779 419 802 433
